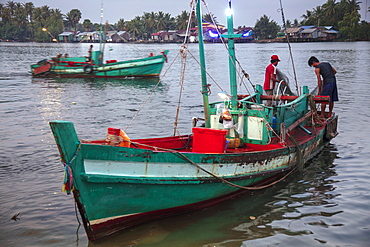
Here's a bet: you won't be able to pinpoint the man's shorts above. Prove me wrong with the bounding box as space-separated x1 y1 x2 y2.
321 82 338 102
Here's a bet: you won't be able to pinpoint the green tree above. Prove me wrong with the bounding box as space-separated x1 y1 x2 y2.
126 16 143 39
286 20 292 27
338 10 360 40
293 19 299 27
203 13 218 25
65 9 81 32
357 21 370 40
23 2 34 39
254 15 280 39
82 19 93 31
116 18 125 31
175 10 191 30
161 12 175 31
300 10 313 25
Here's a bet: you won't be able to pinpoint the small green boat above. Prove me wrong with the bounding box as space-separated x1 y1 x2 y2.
49 0 338 241
30 50 168 78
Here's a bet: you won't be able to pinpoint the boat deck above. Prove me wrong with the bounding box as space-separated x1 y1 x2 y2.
81 123 326 154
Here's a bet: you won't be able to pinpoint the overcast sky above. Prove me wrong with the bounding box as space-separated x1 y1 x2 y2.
3 0 370 26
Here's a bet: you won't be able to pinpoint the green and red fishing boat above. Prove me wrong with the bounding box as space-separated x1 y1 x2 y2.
49 0 338 241
30 50 168 78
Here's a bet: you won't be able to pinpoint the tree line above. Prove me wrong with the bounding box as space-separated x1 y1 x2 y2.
254 0 369 40
0 0 369 42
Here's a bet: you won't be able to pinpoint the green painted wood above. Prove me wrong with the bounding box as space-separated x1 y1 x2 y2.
226 0 238 109
31 51 168 78
196 0 211 128
49 120 80 164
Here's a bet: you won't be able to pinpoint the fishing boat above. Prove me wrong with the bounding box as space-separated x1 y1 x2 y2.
49 0 338 241
30 50 168 78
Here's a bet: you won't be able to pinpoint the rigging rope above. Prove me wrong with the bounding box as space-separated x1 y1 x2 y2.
173 44 188 136
124 52 180 132
279 0 300 95
173 1 196 136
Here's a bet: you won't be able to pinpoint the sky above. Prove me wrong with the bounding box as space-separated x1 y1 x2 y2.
2 0 370 26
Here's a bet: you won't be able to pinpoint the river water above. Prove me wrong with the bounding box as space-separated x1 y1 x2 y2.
0 41 369 247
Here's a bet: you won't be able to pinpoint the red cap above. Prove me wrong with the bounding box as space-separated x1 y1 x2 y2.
271 55 280 61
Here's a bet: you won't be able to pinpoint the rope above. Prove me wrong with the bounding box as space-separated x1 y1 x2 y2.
287 132 304 170
187 50 225 92
173 151 295 190
173 44 188 136
124 52 180 132
130 140 300 191
202 0 256 94
279 0 299 95
61 143 82 195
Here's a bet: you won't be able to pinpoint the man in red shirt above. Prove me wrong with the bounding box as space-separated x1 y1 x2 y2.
264 55 283 106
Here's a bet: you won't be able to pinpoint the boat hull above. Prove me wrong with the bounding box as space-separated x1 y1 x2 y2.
49 117 337 241
30 52 168 78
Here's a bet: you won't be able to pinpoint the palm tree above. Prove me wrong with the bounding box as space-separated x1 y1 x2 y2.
293 19 299 27
321 0 338 27
23 2 34 39
300 10 312 24
163 13 175 31
13 3 28 28
5 0 16 19
175 10 190 30
156 11 166 31
203 13 218 25
116 18 125 31
323 0 338 17
346 0 361 13
126 16 142 39
83 19 93 31
1 4 12 23
65 9 81 32
144 12 157 33
313 6 324 26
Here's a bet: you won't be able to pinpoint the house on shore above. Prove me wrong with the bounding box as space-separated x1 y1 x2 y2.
58 32 78 42
277 26 340 42
151 30 180 42
106 31 130 42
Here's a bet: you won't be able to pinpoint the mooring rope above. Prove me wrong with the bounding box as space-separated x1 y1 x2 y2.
130 140 302 191
61 143 82 195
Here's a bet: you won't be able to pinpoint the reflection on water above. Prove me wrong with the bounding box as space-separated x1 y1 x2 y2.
32 77 162 88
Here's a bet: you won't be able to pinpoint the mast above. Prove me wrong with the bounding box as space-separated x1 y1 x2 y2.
196 0 210 128
225 0 238 109
99 0 104 63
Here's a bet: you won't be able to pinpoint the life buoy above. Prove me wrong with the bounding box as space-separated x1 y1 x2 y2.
84 64 94 74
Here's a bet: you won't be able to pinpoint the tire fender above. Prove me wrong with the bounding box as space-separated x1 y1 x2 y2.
84 64 94 74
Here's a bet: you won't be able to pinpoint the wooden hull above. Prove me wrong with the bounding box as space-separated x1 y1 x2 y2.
49 115 337 241
30 51 168 78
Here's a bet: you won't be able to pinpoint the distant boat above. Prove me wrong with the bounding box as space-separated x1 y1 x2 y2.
30 50 168 78
49 0 338 242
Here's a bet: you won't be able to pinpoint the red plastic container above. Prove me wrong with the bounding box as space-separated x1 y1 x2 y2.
107 127 121 135
192 128 228 153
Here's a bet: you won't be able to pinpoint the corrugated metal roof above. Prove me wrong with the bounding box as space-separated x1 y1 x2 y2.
285 27 302 33
301 28 317 34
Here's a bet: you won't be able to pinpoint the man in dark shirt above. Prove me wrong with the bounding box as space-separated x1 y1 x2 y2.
308 56 338 119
